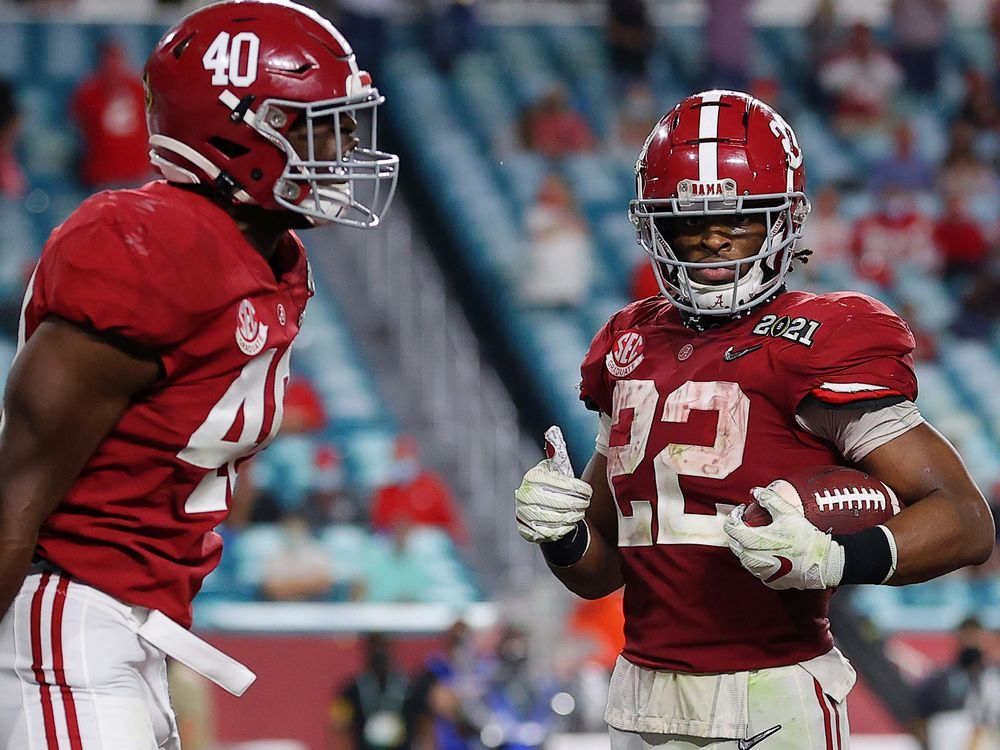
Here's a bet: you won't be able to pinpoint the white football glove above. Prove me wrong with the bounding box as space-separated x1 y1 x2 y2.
514 426 593 544
723 484 846 590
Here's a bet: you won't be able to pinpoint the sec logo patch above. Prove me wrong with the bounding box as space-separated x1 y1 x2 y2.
606 330 645 377
236 299 268 356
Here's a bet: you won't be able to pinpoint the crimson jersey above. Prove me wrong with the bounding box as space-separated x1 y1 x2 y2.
580 291 916 673
22 181 312 627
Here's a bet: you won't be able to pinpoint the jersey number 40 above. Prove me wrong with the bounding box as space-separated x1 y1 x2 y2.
178 347 292 514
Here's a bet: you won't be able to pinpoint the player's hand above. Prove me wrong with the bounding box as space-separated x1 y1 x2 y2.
723 484 845 590
514 426 593 544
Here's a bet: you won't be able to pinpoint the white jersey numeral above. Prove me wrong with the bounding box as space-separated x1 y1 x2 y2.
608 380 750 548
202 31 260 88
179 347 291 514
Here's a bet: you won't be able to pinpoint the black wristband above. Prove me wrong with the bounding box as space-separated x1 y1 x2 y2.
833 526 894 585
541 521 590 568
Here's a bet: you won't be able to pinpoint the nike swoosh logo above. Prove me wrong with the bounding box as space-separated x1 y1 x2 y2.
765 556 793 584
738 724 782 749
723 344 764 361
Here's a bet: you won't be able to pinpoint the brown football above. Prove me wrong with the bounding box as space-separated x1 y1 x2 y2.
742 465 901 535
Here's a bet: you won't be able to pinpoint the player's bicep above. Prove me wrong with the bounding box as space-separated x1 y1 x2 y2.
0 318 161 525
581 451 617 546
857 423 980 506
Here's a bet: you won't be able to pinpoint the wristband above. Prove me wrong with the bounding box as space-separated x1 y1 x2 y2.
833 525 897 585
541 521 590 568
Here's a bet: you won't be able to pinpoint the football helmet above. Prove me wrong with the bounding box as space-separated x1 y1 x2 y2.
143 0 398 227
629 90 810 318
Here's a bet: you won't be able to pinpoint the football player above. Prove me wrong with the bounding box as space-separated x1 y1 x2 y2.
515 90 993 749
0 1 397 747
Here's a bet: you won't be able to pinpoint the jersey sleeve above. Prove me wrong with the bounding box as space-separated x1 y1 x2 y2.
789 294 918 411
579 313 618 416
34 199 197 349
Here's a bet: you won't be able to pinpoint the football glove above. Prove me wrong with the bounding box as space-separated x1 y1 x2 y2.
723 484 846 590
514 426 592 544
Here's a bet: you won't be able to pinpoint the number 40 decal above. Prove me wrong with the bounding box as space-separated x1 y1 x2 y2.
202 31 260 88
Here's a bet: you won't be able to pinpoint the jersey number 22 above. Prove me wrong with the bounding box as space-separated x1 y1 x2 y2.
608 380 749 548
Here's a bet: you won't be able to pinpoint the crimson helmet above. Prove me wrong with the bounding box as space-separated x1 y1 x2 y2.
144 0 398 227
629 90 810 318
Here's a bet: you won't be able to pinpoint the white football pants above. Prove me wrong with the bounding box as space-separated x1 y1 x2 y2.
0 569 181 749
608 659 850 750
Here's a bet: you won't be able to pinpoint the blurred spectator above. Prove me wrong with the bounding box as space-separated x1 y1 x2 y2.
608 82 656 165
313 443 366 525
933 196 992 280
371 435 467 545
952 259 1000 339
914 617 1000 750
890 0 948 95
818 23 903 136
797 186 854 279
868 124 935 194
705 0 750 91
336 0 393 73
408 621 480 749
0 79 25 200
566 591 624 732
519 173 594 308
630 259 659 301
469 624 565 749
260 513 336 601
958 70 1000 132
329 634 412 750
938 122 1000 202
567 591 624 677
429 0 479 72
70 39 152 190
804 0 842 109
519 86 596 158
251 378 363 524
605 0 653 87
361 523 431 603
851 188 940 285
167 660 216 750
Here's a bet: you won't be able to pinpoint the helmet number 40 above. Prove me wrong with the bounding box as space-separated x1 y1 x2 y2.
202 31 260 88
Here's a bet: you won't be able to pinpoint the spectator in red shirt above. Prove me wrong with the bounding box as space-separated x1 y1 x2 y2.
933 196 992 280
371 435 468 545
630 259 659 301
71 40 152 190
851 187 940 285
519 86 596 159
0 79 25 200
818 23 902 136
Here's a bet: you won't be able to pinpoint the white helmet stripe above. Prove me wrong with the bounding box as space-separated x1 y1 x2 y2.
697 90 722 183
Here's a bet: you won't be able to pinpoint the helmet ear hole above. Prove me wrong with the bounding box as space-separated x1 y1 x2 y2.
207 136 250 159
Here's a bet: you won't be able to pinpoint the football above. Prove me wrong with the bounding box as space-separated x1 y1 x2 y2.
742 465 901 535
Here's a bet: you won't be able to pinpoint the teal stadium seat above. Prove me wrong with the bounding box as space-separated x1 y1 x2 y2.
0 25 27 78
319 524 371 584
231 524 286 591
41 23 93 81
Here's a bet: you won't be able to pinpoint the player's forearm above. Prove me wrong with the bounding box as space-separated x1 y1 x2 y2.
884 489 994 585
546 521 624 599
0 527 38 621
